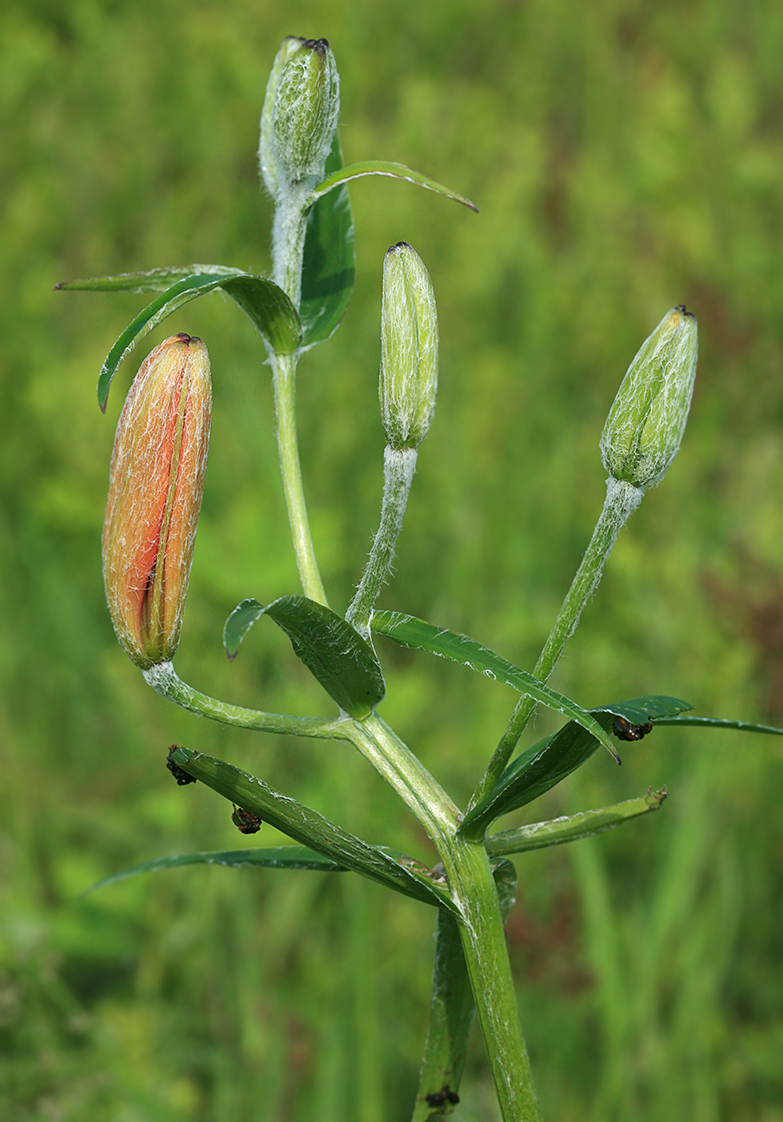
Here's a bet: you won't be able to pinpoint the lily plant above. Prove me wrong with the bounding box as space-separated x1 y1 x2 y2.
59 36 782 1122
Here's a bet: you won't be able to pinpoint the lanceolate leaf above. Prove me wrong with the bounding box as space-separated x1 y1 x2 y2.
266 596 385 718
56 264 245 294
169 748 456 912
370 610 616 758
300 134 356 347
459 695 691 834
86 846 348 893
484 789 669 858
654 715 783 736
311 160 479 214
80 272 301 410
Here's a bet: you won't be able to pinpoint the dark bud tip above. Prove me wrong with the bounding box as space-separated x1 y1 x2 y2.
166 745 197 785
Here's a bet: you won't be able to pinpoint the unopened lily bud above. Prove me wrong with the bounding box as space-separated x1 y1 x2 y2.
259 35 306 196
102 334 212 669
600 305 698 488
269 38 340 186
379 243 439 450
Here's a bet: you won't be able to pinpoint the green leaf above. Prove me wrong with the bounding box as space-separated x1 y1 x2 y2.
654 715 783 735
87 272 301 410
311 160 479 214
168 748 456 912
85 846 348 893
370 610 616 758
460 695 691 834
55 263 246 294
485 789 669 858
223 598 264 660
266 596 386 718
300 134 355 346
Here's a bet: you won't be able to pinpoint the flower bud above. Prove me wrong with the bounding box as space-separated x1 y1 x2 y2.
600 305 698 488
269 38 340 186
379 242 439 450
259 36 306 196
102 334 212 669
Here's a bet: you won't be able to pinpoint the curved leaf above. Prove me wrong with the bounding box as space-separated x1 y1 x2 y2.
266 596 385 718
168 748 456 912
300 134 355 347
311 160 479 213
460 695 691 834
95 273 301 410
223 598 264 660
370 610 615 757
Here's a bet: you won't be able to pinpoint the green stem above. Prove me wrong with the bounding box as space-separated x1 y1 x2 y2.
342 713 541 1120
465 477 644 823
271 183 312 310
347 445 417 639
346 714 460 843
272 350 328 605
411 861 519 1120
142 661 346 739
441 841 542 1122
268 181 328 606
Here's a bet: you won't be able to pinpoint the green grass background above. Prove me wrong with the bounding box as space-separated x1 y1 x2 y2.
3 0 783 1118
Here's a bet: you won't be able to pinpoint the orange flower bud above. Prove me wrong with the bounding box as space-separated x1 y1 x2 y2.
102 334 212 668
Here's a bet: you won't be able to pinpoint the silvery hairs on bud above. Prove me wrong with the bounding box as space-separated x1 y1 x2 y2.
380 242 439 451
600 305 698 489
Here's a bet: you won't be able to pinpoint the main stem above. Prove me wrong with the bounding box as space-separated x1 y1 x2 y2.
443 840 543 1122
345 716 542 1121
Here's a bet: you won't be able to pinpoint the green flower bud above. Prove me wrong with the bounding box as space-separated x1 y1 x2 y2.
259 36 306 196
600 305 698 488
379 242 439 451
269 38 340 187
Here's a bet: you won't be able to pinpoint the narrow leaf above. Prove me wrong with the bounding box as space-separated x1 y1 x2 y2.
223 598 264 660
485 789 668 858
311 160 479 213
300 134 356 347
654 715 783 736
169 748 456 912
86 846 348 893
370 610 616 757
55 264 245 294
94 273 301 410
460 695 691 833
267 596 385 718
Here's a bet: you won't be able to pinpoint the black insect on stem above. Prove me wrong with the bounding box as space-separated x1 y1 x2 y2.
424 1084 460 1107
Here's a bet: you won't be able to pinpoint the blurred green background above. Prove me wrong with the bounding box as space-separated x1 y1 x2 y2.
3 0 783 1118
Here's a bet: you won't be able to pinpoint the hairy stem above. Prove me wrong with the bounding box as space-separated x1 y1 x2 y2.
347 445 417 638
465 477 644 824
